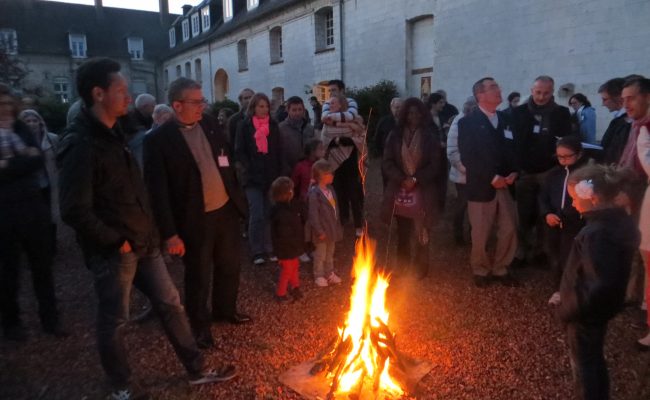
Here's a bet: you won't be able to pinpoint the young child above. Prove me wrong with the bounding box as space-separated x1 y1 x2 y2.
538 136 588 305
291 139 325 202
320 93 365 171
308 160 343 287
269 177 304 303
556 164 640 400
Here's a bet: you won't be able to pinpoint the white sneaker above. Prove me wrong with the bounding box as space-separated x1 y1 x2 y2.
315 277 329 287
327 272 342 284
268 255 278 263
638 332 650 349
355 228 363 238
548 291 561 306
299 253 311 263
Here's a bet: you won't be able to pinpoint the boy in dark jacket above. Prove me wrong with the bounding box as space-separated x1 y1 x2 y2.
270 177 304 302
557 164 640 400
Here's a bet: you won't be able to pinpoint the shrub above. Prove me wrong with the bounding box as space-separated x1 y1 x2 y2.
209 98 239 118
346 80 399 158
38 97 71 135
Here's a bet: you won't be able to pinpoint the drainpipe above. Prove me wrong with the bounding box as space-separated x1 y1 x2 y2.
208 41 214 102
338 0 345 82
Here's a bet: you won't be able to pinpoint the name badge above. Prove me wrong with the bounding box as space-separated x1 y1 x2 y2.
218 149 230 167
533 125 541 134
504 129 513 140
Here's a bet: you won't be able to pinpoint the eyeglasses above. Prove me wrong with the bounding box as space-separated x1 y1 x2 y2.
179 98 208 106
556 153 576 160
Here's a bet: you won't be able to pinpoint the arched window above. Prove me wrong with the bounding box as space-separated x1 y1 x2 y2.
164 68 169 88
314 7 334 52
195 59 202 82
184 61 191 77
271 87 284 112
214 69 229 101
176 65 181 78
269 26 283 64
0 29 18 55
237 40 248 71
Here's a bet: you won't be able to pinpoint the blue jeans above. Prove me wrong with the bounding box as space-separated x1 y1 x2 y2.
245 187 272 257
88 248 203 389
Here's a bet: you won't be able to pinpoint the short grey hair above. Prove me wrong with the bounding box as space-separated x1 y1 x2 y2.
168 77 202 104
152 103 172 117
534 75 555 86
135 93 156 110
390 97 402 106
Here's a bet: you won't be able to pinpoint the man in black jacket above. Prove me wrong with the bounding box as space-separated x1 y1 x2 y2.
459 77 518 287
144 78 250 350
58 59 235 400
227 88 254 146
598 78 631 165
512 75 572 266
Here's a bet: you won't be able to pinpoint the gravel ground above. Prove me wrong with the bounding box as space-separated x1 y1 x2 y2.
1 160 649 400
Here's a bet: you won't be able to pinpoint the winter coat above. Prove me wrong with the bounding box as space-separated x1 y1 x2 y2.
307 184 343 243
270 202 304 259
57 108 159 258
234 116 285 191
0 120 43 205
381 125 442 227
601 113 631 165
278 117 314 171
558 208 640 324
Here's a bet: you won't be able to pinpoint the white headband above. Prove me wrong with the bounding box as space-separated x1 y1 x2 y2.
574 179 594 200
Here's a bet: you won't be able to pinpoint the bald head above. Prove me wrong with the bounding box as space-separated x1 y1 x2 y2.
530 76 555 106
390 97 402 118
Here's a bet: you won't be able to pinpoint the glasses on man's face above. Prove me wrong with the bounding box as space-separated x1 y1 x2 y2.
180 98 208 106
557 153 576 160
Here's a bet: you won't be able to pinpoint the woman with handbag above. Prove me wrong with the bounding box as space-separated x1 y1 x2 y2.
381 97 442 279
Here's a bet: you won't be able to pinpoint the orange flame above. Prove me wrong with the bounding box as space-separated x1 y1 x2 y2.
330 232 404 397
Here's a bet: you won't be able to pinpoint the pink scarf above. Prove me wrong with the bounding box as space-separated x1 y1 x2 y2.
252 115 270 154
619 115 650 177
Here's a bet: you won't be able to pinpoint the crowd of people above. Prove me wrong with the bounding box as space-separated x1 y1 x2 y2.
1 55 649 400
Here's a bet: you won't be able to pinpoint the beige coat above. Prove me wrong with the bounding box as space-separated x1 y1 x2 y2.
637 125 650 251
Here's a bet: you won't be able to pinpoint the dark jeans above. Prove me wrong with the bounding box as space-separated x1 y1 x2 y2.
88 248 203 389
245 187 272 257
566 322 609 400
515 171 548 261
183 201 242 334
395 216 429 278
333 153 364 229
546 223 583 287
0 196 58 331
452 183 468 241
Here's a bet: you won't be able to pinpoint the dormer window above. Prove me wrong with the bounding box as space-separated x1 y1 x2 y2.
182 19 190 41
127 37 143 60
201 6 210 31
69 33 87 58
247 0 259 10
223 0 233 22
0 29 18 55
191 13 200 37
169 28 176 48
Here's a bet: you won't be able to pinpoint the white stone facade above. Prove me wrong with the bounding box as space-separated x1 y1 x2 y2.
163 0 650 138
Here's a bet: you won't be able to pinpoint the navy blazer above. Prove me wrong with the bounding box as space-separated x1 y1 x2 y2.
458 109 517 202
143 114 247 244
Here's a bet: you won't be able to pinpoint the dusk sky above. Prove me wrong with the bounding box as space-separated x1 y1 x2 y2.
44 0 203 14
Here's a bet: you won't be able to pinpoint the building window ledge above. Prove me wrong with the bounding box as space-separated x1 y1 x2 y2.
314 47 335 55
270 60 283 66
238 67 249 73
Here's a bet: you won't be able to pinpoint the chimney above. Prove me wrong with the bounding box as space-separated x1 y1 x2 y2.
159 0 169 26
182 4 192 16
95 0 104 18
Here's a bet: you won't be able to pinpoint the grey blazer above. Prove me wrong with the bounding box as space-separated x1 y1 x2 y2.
307 184 343 243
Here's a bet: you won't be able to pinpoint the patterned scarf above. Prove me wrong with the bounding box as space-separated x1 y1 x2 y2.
401 127 422 177
252 115 270 154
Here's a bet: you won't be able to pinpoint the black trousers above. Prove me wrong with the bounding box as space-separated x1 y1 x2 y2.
0 196 58 331
333 153 364 229
395 216 429 278
566 322 609 400
182 201 241 335
546 223 583 287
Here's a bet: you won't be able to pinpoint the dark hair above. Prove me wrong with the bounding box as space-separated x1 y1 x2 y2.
238 88 254 102
312 159 332 181
598 78 625 97
623 76 650 94
396 97 430 132
75 57 121 107
168 77 202 104
569 163 632 203
246 93 271 116
472 77 495 97
286 96 304 109
534 75 555 85
507 91 521 102
328 79 345 91
270 176 294 203
304 138 322 157
556 135 583 154
426 93 444 108
218 107 233 118
309 96 318 102
569 93 592 108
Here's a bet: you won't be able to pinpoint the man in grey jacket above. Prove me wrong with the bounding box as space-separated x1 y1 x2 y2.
278 96 314 172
